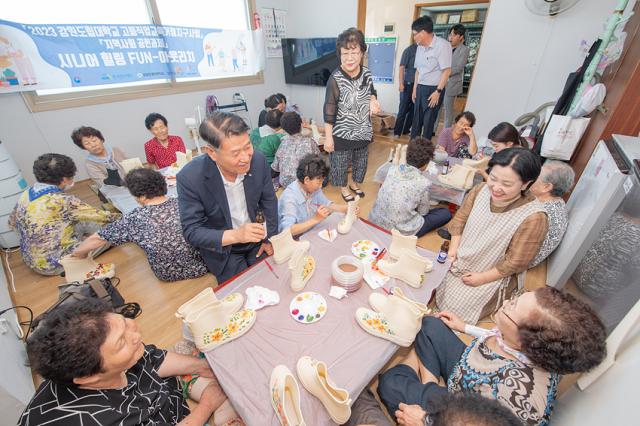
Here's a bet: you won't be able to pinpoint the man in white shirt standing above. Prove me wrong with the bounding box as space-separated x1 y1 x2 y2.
177 112 277 284
410 16 452 140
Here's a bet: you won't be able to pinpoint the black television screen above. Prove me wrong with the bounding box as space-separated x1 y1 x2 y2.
282 37 339 86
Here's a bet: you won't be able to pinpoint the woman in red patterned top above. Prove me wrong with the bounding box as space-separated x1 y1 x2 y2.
144 112 186 169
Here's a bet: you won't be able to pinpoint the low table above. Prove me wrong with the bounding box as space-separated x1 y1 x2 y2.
423 157 482 206
101 177 178 214
206 215 450 425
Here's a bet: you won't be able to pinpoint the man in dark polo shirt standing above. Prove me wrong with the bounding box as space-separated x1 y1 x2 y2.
393 43 418 138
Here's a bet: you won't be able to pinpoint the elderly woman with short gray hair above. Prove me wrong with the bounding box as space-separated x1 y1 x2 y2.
529 160 575 267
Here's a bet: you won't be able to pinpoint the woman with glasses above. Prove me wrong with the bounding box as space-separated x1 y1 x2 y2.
377 287 607 426
323 27 381 202
435 148 547 325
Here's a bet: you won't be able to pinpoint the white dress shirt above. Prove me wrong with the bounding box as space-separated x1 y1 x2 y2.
414 35 452 86
218 165 251 229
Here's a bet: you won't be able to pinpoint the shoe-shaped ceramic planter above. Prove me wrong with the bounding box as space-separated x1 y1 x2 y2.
462 156 490 170
369 287 431 317
270 228 311 265
388 229 418 260
337 196 360 234
270 365 306 426
377 249 432 288
355 293 425 347
289 247 315 292
392 144 401 165
438 164 475 190
59 255 115 283
296 356 351 424
185 298 255 352
399 144 407 166
184 293 244 323
175 287 217 320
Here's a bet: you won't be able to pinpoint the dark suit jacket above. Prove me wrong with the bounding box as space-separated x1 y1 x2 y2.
176 151 277 276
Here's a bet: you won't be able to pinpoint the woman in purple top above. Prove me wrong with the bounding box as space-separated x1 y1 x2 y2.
436 111 477 158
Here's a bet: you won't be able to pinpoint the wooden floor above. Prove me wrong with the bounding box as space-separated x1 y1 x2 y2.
4 131 546 351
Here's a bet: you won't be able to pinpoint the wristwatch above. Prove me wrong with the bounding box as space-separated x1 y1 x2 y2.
435 88 442 93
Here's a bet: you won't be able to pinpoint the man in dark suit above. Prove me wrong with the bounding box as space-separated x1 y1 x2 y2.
442 24 471 128
177 112 277 284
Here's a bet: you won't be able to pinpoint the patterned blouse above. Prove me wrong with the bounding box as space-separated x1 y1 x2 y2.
9 189 118 275
368 164 432 235
98 198 208 281
324 66 376 150
530 198 568 267
18 345 190 426
272 133 320 188
448 337 559 425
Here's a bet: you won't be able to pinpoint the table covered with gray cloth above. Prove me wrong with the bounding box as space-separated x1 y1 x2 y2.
101 183 177 214
205 214 450 425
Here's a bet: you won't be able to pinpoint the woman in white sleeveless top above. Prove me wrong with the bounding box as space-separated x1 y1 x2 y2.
436 148 548 325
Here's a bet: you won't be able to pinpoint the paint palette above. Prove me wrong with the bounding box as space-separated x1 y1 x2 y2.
351 240 381 262
289 292 327 324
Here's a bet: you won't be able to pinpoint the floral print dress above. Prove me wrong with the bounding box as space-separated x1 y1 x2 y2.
98 198 208 281
9 189 118 275
368 164 432 235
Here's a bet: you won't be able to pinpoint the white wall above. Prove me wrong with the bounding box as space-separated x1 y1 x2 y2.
552 320 639 425
364 0 636 138
0 0 290 183
465 0 636 137
283 0 358 123
0 260 34 419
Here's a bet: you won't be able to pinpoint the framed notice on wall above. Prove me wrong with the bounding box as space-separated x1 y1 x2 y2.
260 7 287 57
365 37 397 83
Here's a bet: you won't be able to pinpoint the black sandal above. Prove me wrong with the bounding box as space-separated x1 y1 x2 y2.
349 186 365 198
341 191 355 202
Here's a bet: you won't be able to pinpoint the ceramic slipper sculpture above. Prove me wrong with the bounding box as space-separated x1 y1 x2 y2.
369 287 431 316
387 146 395 164
270 227 311 264
392 143 402 165
337 195 360 234
289 246 315 292
270 365 306 426
355 288 430 347
399 144 408 166
296 356 352 424
438 164 475 190
59 255 115 283
182 292 255 352
175 287 218 320
377 248 432 288
462 155 490 171
388 229 418 260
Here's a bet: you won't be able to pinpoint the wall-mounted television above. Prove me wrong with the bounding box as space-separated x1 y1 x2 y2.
281 37 339 87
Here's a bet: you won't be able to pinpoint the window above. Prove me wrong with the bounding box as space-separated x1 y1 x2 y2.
12 0 260 111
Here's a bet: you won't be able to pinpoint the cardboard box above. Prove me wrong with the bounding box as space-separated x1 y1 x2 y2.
372 112 397 135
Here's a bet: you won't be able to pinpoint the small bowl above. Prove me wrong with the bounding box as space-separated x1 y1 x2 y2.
331 255 364 293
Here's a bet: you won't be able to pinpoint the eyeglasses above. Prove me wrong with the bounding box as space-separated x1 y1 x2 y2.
501 294 519 327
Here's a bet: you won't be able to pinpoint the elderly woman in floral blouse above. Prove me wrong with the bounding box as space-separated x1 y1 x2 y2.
377 287 607 426
368 137 451 237
528 160 574 267
9 154 118 275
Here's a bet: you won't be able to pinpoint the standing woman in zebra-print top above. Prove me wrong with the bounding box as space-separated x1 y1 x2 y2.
323 27 381 202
